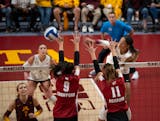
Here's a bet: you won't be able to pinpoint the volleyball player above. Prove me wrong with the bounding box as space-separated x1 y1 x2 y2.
85 39 130 121
3 82 43 121
50 32 80 121
105 35 139 106
23 44 57 103
89 11 139 80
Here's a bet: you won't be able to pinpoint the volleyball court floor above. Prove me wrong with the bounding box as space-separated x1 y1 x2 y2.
0 33 160 121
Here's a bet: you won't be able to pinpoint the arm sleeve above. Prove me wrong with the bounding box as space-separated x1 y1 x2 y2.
3 110 11 121
113 56 120 69
34 105 43 117
74 51 79 66
59 51 64 62
93 60 101 74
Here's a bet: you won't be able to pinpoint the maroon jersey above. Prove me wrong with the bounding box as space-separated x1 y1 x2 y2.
15 96 37 121
53 74 80 118
97 76 128 113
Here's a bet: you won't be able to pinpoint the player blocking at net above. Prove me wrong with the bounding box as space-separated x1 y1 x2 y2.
84 38 131 121
49 32 81 121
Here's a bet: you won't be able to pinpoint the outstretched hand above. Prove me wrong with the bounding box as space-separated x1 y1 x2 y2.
70 31 81 44
84 37 97 55
56 34 63 43
108 41 118 56
108 41 117 49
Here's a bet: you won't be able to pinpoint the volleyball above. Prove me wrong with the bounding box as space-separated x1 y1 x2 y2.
44 26 58 41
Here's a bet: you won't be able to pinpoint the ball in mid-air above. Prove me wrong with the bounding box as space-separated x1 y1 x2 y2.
44 26 58 41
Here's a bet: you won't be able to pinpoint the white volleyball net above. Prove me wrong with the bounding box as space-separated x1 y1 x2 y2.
0 61 160 72
0 61 160 121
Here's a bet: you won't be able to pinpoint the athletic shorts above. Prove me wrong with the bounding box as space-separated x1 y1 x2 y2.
28 118 38 121
54 115 78 121
107 111 128 121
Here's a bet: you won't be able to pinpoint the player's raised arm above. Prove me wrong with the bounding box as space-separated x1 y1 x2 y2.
108 41 122 76
71 32 81 75
84 38 101 77
3 100 15 121
56 34 64 62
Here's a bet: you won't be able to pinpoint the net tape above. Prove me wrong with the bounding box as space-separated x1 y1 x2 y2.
0 61 160 72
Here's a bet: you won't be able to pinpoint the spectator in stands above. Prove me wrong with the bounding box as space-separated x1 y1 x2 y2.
0 0 12 32
11 0 39 32
3 82 43 121
126 0 149 33
53 0 80 32
36 0 52 32
100 0 123 20
81 0 101 33
121 0 128 21
148 0 160 28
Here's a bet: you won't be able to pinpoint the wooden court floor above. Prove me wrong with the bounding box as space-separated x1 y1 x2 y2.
0 79 104 121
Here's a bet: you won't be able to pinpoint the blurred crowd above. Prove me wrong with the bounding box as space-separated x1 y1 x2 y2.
0 0 160 33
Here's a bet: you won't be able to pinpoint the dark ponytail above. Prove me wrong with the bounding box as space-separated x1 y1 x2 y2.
124 35 137 53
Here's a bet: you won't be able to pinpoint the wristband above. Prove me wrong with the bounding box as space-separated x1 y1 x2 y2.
113 56 120 69
59 51 64 62
93 60 101 74
74 51 79 65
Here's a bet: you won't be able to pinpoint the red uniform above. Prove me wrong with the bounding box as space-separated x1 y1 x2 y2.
97 76 128 113
53 74 80 118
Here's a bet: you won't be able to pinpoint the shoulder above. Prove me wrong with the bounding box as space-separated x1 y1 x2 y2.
101 22 110 31
116 77 125 84
7 99 16 111
116 20 123 24
95 72 104 81
31 96 40 106
70 74 80 81
27 55 38 65
116 20 128 26
27 55 36 62
46 55 52 61
103 21 109 26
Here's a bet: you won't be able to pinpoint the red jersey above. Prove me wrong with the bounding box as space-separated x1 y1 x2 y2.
97 76 128 113
53 74 80 118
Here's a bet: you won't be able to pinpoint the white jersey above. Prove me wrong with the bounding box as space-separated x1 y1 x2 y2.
106 47 132 74
28 54 51 81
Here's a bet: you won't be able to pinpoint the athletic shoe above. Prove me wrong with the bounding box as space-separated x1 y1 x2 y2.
82 25 87 33
131 71 139 80
88 26 94 33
